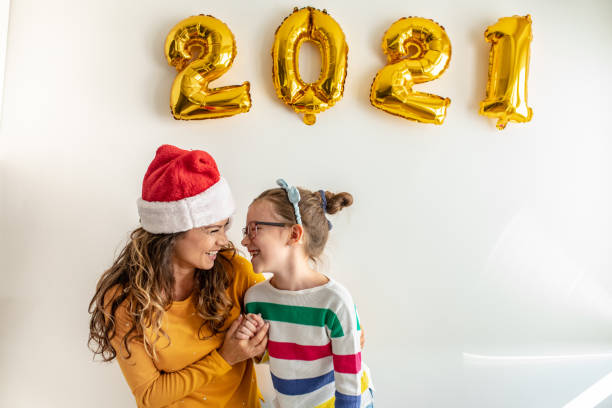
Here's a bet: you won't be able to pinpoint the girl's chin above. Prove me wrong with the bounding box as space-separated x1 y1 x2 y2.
251 258 264 274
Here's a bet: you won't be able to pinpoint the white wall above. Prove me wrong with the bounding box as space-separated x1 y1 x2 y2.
0 0 9 118
1 0 611 407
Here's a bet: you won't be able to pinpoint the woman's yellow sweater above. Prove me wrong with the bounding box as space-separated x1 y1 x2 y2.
108 254 264 408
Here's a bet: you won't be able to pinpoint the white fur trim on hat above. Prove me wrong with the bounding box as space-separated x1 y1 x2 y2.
137 177 235 234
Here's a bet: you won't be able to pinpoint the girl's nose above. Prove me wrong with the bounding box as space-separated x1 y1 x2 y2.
241 235 249 247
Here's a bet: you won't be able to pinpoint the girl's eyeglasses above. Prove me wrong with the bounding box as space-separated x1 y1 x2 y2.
242 221 290 240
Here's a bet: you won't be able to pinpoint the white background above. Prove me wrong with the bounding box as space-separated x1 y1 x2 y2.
1 0 611 407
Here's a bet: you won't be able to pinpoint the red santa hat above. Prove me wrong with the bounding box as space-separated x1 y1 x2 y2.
137 144 235 234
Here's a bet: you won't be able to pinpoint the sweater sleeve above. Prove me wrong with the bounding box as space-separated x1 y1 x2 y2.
231 254 268 366
330 292 362 408
110 302 232 408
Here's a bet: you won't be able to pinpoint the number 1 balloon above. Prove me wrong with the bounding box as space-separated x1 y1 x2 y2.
479 15 533 130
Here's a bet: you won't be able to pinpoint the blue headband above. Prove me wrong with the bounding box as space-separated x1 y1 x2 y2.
318 190 333 230
276 179 302 225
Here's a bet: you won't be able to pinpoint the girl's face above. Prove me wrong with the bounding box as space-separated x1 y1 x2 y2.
241 200 291 274
173 218 230 272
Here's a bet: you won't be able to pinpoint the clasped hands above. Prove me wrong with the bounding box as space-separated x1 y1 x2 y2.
218 314 269 366
220 313 365 367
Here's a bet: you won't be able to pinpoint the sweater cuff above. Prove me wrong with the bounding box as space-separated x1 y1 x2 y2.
210 349 233 374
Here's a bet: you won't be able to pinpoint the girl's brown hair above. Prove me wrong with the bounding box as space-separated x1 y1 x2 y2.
88 227 234 362
255 187 353 261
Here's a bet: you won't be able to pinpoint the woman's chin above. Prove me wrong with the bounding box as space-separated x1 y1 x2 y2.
199 259 215 270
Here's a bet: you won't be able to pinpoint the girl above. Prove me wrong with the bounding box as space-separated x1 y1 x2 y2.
88 144 270 407
238 179 374 408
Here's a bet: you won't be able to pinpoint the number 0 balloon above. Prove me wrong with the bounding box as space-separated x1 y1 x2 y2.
165 15 251 120
272 7 348 125
479 15 533 130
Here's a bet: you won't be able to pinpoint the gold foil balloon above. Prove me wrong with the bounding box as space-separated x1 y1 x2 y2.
272 7 348 125
165 15 251 120
370 17 451 125
480 15 533 130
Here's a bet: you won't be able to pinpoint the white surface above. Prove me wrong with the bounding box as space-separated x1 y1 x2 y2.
0 0 611 407
0 0 9 124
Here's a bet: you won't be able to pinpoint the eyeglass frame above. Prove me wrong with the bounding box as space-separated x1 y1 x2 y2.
241 221 291 240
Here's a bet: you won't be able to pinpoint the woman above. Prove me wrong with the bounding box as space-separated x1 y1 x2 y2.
88 144 269 407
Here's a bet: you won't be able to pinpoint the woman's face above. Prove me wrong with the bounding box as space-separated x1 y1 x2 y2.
241 200 291 274
173 218 230 271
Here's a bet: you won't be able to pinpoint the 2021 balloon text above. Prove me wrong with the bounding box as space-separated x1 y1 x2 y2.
164 8 533 130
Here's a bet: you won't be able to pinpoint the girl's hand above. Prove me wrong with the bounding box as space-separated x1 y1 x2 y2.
360 326 365 350
219 315 269 366
234 313 265 340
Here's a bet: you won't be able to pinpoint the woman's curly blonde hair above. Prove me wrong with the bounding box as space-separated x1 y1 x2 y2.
88 227 234 362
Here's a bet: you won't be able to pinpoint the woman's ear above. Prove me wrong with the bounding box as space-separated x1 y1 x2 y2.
288 224 304 245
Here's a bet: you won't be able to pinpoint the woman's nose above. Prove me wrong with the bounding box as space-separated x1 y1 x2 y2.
217 230 229 247
241 235 249 247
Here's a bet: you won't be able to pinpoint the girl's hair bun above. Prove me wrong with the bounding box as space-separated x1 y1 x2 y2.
323 191 353 215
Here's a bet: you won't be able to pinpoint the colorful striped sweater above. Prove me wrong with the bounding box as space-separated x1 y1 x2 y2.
245 278 373 408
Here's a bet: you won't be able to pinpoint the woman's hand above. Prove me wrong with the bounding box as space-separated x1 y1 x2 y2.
219 315 269 366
